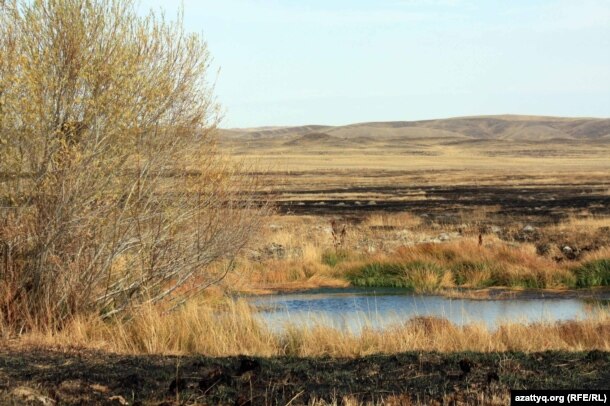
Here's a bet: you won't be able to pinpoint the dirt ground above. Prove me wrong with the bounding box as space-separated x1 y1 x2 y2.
1 346 609 405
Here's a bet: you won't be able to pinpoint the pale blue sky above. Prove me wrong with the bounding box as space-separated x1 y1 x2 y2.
139 0 610 128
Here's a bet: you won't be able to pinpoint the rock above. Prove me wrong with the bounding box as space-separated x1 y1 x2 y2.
438 233 450 241
490 226 502 233
268 224 282 230
562 246 577 260
522 225 536 232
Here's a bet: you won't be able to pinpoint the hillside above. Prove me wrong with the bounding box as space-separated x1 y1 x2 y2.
219 115 610 154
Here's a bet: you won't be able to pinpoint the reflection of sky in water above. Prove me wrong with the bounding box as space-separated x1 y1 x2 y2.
248 289 608 334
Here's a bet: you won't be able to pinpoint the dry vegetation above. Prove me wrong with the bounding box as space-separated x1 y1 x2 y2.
1 1 609 404
15 300 610 357
0 0 266 335
234 213 610 294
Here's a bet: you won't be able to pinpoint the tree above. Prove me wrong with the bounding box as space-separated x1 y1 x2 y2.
0 0 264 331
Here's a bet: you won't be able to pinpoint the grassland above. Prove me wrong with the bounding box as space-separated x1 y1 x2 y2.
229 214 610 296
2 115 610 404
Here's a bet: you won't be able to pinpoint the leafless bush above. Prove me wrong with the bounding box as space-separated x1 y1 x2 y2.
0 0 266 332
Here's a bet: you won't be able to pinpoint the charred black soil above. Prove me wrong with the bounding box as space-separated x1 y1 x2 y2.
273 182 610 224
1 347 609 405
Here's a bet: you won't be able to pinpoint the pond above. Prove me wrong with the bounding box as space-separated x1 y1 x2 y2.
248 288 609 333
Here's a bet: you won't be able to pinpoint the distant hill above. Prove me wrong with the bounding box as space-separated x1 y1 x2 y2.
219 115 610 154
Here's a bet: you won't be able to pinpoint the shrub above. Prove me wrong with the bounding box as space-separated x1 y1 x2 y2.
0 0 265 331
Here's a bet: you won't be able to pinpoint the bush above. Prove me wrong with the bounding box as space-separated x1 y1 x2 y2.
572 259 610 288
0 0 265 331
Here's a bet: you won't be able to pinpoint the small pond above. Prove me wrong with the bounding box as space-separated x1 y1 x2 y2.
248 288 609 334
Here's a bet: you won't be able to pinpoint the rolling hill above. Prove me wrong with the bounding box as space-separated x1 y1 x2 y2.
222 115 610 144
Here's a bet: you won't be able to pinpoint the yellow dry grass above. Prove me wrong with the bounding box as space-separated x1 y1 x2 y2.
233 213 609 293
15 301 610 357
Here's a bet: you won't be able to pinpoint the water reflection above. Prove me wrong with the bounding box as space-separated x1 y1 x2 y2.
248 288 607 334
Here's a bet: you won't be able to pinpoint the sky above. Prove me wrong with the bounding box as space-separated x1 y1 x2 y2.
138 0 610 128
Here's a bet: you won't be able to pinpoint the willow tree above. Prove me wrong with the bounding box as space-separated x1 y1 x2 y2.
0 0 263 331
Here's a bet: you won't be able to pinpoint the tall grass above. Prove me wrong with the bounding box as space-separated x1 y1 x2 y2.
15 301 610 357
573 259 610 288
246 214 610 293
342 238 581 291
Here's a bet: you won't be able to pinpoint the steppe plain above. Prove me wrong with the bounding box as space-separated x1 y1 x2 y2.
3 115 610 405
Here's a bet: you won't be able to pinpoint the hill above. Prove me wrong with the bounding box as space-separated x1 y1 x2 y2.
222 115 610 142
219 115 610 155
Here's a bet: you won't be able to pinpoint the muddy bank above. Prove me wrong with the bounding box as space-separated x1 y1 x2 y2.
1 347 609 405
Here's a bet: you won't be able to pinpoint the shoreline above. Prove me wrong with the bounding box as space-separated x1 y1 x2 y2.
242 284 610 301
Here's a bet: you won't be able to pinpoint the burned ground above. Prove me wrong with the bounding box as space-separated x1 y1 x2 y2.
1 346 609 405
272 182 610 223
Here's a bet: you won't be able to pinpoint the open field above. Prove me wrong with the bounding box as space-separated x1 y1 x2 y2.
215 116 610 297
222 115 610 223
4 0 609 401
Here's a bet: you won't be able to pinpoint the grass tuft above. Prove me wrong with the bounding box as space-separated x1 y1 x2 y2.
573 259 610 288
321 250 351 267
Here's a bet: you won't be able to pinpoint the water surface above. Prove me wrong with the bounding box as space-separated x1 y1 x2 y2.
248 288 607 333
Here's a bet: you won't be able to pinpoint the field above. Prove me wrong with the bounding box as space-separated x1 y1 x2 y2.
218 116 610 296
2 115 610 405
222 116 610 224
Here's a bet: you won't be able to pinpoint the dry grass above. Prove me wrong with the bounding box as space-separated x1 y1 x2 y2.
234 213 610 293
11 300 610 357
